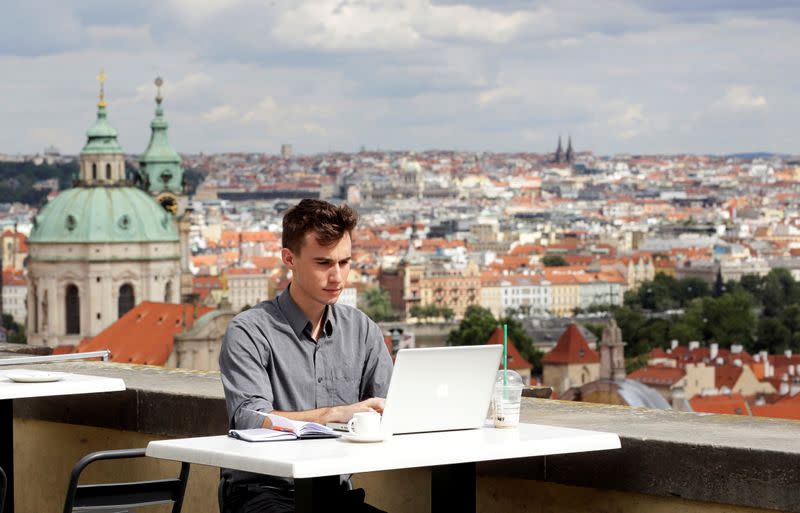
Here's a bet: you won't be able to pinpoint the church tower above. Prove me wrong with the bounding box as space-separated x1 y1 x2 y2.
139 77 186 216
554 136 563 163
565 136 574 163
138 77 194 302
26 73 182 348
599 319 627 381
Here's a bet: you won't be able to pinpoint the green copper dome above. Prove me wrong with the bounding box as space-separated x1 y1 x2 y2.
29 187 178 243
82 104 124 155
140 80 184 194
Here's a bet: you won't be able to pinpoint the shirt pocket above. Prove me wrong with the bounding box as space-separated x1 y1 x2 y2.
332 364 360 404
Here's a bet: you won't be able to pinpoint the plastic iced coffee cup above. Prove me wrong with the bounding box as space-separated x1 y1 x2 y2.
492 370 524 428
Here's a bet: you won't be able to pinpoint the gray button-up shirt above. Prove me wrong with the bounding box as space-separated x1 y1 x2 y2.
220 287 393 431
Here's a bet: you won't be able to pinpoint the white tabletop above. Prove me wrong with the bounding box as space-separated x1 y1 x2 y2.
146 423 620 479
0 369 126 400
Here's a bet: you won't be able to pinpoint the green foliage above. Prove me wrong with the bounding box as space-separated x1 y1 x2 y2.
0 161 78 206
409 303 453 322
446 305 497 347
625 273 709 311
1 313 26 344
360 287 396 322
447 305 544 374
541 255 568 267
625 354 649 374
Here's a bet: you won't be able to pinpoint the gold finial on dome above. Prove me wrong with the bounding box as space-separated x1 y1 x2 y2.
97 69 107 107
155 76 164 105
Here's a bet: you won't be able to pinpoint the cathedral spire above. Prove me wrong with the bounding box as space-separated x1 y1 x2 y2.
97 69 107 108
566 135 574 163
140 76 185 215
554 135 563 163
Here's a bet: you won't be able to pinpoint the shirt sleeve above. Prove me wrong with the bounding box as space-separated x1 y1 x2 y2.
219 316 274 429
359 318 394 400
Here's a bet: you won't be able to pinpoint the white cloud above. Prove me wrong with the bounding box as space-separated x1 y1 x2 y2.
477 86 521 107
202 105 237 121
606 102 648 141
713 85 768 112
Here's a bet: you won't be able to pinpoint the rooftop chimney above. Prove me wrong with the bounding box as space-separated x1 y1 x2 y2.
710 343 719 360
780 381 789 395
734 358 742 367
785 349 793 358
670 339 679 351
670 386 691 411
688 341 700 351
731 344 743 354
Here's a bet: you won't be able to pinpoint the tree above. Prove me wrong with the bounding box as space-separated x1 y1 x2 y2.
446 305 498 347
676 277 710 306
541 255 568 267
360 287 395 322
611 307 647 356
755 317 791 353
499 313 542 372
1 313 25 344
712 268 725 298
762 268 799 317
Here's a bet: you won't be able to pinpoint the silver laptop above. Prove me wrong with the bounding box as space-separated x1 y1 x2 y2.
380 345 503 435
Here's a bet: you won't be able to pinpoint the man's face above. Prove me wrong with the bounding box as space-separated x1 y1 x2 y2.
282 231 352 309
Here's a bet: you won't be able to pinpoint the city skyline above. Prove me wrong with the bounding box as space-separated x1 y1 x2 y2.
2 1 799 155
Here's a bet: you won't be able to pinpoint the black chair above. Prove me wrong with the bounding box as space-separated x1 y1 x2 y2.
62 448 190 513
0 465 6 513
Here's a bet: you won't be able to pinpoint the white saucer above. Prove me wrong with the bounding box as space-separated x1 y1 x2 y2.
6 371 63 383
341 432 390 443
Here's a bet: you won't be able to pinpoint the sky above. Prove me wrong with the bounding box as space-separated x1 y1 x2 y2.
2 0 799 156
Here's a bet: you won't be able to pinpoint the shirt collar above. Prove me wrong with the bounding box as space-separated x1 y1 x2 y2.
277 285 335 340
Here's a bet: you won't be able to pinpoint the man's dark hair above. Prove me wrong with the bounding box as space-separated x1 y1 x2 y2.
282 199 358 254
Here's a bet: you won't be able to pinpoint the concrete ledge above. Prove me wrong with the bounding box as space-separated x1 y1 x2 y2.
10 361 800 512
480 399 800 512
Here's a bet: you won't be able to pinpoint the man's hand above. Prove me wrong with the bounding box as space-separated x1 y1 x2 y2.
325 397 385 423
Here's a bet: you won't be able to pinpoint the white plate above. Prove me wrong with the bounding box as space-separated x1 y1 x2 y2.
6 371 63 383
341 432 391 443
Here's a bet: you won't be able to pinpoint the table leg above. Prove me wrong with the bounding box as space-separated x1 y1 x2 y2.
1 399 13 513
432 462 475 513
294 475 340 513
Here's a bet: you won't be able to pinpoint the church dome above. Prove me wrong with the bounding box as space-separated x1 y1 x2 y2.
29 186 178 243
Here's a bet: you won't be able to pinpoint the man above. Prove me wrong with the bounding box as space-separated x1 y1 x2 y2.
219 199 393 513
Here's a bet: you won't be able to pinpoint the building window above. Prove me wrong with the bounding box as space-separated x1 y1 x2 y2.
106 163 112 180
66 284 80 334
118 283 135 318
92 163 97 180
164 281 172 303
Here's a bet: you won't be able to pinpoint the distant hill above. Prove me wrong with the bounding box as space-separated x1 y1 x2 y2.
728 152 789 160
0 161 77 206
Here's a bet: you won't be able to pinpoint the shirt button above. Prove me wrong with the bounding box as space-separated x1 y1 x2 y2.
318 377 323 383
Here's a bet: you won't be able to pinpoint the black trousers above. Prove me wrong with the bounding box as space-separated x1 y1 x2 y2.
222 480 387 513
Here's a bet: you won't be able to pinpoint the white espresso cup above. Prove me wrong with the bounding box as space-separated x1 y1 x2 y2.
347 411 382 437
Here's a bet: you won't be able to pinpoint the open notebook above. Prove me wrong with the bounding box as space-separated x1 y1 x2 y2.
229 412 340 442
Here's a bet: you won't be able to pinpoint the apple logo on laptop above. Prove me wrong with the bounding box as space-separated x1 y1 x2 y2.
436 383 449 398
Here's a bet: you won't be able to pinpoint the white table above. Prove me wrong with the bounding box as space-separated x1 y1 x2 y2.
147 423 621 513
0 369 126 513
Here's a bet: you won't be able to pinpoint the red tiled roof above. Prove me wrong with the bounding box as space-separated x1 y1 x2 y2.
76 302 213 366
690 393 749 416
629 365 685 386
542 324 599 364
486 326 532 371
715 364 744 389
751 398 800 420
2 269 26 286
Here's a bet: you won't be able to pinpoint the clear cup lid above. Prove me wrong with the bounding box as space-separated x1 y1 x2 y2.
495 369 524 388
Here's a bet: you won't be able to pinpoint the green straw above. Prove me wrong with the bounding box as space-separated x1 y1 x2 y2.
503 323 508 385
